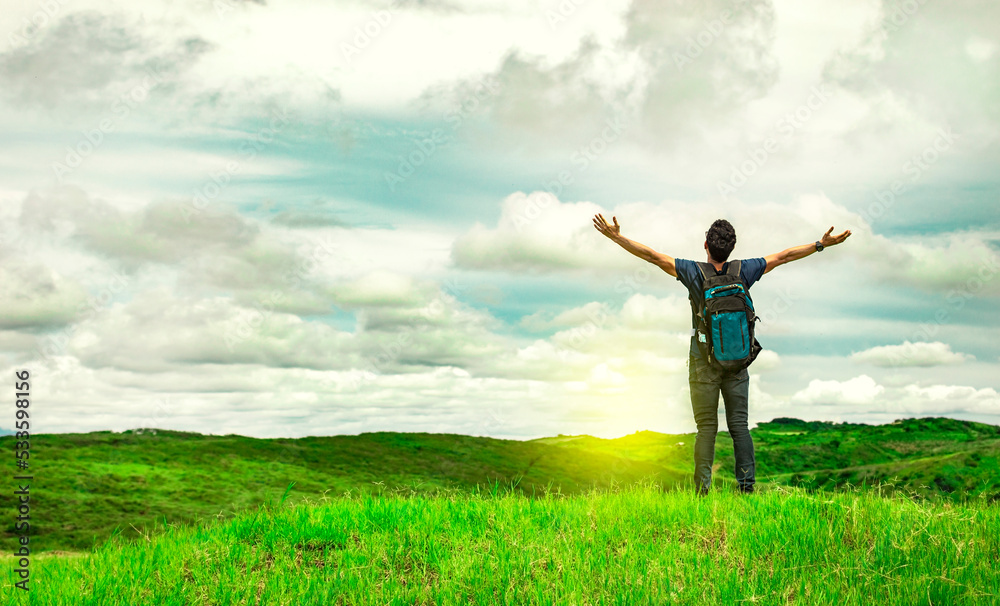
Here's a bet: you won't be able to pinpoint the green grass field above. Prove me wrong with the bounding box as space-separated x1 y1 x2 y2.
1 416 999 603
1 416 998 556
3 482 998 605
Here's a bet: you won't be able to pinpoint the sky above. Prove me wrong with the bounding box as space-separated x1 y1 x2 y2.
0 0 998 439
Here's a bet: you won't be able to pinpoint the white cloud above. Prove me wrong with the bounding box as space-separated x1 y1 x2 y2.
0 11 210 112
490 292 695 388
823 0 1000 147
620 293 692 331
329 270 430 308
0 262 89 329
520 293 690 333
0 0 635 125
623 0 779 147
521 301 610 332
862 231 1000 295
65 288 357 373
1 0 994 199
965 37 997 63
775 367 1000 425
15 186 355 314
850 340 974 367
902 384 1000 415
584 362 628 394
59 281 516 378
792 374 884 406
752 348 781 371
13 353 563 439
451 191 614 272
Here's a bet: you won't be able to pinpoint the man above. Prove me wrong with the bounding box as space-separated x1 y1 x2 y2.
592 213 851 494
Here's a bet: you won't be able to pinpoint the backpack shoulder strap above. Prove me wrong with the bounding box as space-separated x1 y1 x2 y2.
694 262 712 281
725 259 742 278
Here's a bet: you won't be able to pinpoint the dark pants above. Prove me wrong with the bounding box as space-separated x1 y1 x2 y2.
688 354 755 494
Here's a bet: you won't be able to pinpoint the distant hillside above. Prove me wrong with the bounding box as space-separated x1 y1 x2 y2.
1 416 997 554
540 417 1000 500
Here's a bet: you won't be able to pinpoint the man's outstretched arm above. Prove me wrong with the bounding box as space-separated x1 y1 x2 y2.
763 226 851 274
592 213 677 277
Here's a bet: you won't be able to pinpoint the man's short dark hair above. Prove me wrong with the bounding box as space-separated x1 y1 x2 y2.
706 219 736 262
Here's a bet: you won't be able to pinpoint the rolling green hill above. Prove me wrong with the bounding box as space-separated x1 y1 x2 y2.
539 417 1000 499
1 416 997 555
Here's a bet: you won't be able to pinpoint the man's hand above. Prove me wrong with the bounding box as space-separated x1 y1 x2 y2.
592 213 676 277
820 226 852 248
764 225 853 274
592 213 621 241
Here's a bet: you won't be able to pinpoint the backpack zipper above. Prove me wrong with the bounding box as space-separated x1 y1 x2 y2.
718 315 725 354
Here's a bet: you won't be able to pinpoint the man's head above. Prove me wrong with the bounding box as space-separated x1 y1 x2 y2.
705 219 736 262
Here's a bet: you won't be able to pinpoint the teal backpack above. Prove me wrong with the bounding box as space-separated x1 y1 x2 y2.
692 260 762 371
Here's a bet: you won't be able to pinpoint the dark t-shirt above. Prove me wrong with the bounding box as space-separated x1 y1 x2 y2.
675 257 767 359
